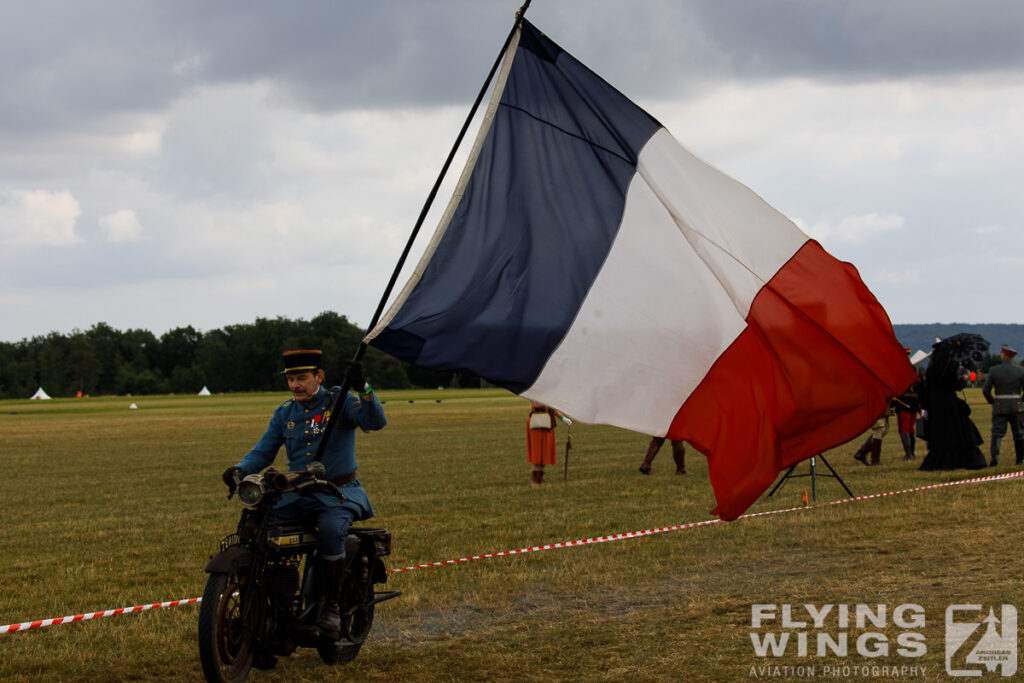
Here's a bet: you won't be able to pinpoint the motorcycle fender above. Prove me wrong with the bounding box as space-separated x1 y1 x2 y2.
371 558 388 584
205 545 252 574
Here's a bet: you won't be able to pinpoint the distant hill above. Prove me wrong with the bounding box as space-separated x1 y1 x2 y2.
892 323 1024 360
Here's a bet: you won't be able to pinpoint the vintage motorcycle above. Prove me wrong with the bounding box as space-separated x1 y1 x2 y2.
198 462 400 682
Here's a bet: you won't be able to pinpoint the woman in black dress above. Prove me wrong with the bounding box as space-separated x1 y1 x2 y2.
918 340 986 471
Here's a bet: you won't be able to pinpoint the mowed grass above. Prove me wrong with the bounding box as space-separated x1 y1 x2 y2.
1 388 1022 682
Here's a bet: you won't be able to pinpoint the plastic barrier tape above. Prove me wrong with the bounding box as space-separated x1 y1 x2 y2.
3 470 1020 634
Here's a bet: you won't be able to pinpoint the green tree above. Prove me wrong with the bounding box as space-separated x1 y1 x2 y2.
0 342 34 398
170 364 206 394
115 363 168 395
66 333 102 395
196 331 234 390
3 312 452 397
158 326 203 383
85 323 124 393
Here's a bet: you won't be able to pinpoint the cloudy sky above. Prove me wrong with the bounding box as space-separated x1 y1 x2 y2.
2 0 1023 342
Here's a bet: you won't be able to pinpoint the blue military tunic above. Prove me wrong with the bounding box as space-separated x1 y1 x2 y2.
236 385 387 519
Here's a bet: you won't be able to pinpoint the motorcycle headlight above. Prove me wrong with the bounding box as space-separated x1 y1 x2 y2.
238 474 266 506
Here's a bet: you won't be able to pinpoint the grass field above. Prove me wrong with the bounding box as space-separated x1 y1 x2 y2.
1 387 1021 682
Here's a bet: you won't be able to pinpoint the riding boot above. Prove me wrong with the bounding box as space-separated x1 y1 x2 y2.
317 558 345 638
868 438 882 466
990 436 1001 467
639 439 660 475
852 436 871 465
909 433 916 458
670 440 688 475
900 433 914 460
536 467 545 484
1015 439 1024 466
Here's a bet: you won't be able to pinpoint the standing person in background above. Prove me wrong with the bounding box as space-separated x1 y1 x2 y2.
526 400 568 484
852 407 892 466
894 348 923 460
919 343 986 471
638 436 688 475
982 344 1024 466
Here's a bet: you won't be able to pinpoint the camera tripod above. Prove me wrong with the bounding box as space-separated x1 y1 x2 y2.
767 454 853 502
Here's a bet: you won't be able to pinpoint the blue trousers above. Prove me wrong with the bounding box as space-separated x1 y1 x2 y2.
273 497 354 561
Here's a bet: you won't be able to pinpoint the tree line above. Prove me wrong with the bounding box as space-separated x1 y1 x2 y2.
0 311 479 399
6 314 1014 400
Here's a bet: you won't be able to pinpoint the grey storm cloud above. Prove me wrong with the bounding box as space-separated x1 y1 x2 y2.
5 0 1024 132
687 1 1024 81
2 0 1024 339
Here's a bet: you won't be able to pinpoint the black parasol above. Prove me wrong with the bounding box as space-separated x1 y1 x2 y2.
931 333 990 371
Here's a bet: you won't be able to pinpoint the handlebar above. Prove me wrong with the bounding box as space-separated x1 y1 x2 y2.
229 463 346 506
294 478 346 500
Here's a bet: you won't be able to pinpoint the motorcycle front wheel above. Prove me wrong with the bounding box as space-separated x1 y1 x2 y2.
198 571 254 683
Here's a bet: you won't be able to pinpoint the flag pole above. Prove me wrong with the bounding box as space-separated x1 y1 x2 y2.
315 1 532 460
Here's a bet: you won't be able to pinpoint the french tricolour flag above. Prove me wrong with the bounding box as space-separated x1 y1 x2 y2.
366 20 917 519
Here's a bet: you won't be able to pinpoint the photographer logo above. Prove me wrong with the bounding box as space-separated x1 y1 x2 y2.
945 604 1017 677
748 603 1019 678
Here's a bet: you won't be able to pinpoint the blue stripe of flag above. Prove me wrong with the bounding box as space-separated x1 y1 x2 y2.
370 20 662 392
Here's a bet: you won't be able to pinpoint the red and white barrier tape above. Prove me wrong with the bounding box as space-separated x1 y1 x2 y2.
4 469 1021 635
1 598 201 634
387 469 1024 572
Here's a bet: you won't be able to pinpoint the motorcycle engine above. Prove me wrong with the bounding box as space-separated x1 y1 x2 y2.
267 561 300 598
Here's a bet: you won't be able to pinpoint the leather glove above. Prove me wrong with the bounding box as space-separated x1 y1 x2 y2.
345 360 366 392
222 465 245 493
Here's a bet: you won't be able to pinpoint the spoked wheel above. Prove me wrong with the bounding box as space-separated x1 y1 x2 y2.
317 640 362 665
340 558 377 645
198 572 255 683
317 557 378 665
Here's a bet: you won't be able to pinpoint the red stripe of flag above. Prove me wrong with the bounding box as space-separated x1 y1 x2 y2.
672 241 917 520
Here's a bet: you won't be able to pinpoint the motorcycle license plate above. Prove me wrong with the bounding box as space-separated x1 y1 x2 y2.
267 524 318 551
218 533 240 553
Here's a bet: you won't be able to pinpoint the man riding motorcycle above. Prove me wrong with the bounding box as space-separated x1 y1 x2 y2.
222 349 386 636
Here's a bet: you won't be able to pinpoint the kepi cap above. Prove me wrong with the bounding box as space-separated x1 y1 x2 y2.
281 349 323 374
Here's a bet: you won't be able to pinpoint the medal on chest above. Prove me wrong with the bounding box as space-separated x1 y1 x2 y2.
310 409 331 436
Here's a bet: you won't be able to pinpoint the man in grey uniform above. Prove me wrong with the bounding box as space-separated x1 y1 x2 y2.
982 344 1024 466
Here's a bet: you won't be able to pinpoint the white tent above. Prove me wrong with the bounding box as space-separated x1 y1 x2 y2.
909 349 931 366
30 387 51 400
197 386 212 396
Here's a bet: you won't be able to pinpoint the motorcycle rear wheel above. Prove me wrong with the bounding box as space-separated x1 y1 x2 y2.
198 571 254 683
317 556 379 665
317 640 362 665
343 556 380 643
